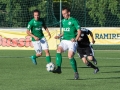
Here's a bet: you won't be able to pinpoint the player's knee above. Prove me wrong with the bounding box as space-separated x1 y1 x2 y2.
68 55 74 58
82 57 88 64
87 56 93 61
57 47 62 53
44 50 50 56
68 52 74 58
36 53 42 57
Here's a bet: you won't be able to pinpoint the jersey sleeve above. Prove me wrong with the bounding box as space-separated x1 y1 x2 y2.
27 21 33 30
85 29 90 35
81 28 90 35
73 19 81 30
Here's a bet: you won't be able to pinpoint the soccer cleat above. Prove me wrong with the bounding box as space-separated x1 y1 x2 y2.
92 57 97 65
74 72 79 80
52 67 62 74
31 56 37 65
94 68 99 74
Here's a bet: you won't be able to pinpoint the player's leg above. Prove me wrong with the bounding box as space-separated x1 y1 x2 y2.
90 45 97 65
40 37 51 63
86 47 99 73
53 40 65 74
68 41 79 80
31 41 42 65
77 48 90 67
77 48 99 73
44 50 51 63
87 56 99 73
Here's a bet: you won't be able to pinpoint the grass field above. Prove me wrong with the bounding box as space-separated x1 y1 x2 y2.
0 50 120 90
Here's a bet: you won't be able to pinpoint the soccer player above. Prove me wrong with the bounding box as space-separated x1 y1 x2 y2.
26 9 51 65
77 28 99 74
53 7 81 80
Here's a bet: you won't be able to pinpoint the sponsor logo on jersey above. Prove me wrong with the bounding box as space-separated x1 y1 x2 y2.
35 27 42 30
63 28 70 31
34 21 36 23
68 21 71 25
34 21 37 25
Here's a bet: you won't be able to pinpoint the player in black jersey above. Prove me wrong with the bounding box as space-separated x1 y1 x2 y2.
77 28 99 74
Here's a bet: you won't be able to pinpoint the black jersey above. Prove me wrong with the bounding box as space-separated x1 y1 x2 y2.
77 28 91 48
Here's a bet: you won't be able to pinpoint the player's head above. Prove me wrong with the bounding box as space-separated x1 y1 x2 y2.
33 9 40 20
62 7 70 19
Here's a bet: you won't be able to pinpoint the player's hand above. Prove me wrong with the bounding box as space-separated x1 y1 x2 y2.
34 36 39 41
54 36 60 39
71 38 76 42
78 37 82 41
92 40 95 44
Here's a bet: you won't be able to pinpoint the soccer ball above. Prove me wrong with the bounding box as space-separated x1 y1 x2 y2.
46 62 55 72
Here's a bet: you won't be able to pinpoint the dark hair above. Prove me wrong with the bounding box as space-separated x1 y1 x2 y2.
62 7 70 12
33 9 40 14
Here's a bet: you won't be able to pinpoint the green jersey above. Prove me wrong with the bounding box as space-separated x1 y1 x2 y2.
27 18 45 41
62 17 80 40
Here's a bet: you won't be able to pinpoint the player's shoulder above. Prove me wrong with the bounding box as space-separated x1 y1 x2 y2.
70 17 80 24
61 19 66 23
81 28 90 33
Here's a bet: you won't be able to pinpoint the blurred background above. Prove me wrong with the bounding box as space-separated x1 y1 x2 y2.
0 0 120 27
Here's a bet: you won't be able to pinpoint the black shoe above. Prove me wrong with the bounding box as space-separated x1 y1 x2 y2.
74 72 79 80
52 67 62 74
93 57 97 65
94 68 99 74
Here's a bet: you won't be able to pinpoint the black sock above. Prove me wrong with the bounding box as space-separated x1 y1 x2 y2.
93 56 96 61
87 61 97 69
57 66 61 69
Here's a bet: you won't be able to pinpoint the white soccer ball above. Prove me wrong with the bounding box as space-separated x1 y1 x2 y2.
46 62 55 72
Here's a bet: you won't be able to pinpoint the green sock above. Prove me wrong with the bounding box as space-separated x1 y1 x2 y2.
56 53 62 67
33 55 38 59
46 56 51 63
70 58 78 72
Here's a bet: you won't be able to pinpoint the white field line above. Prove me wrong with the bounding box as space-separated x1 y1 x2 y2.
0 56 119 60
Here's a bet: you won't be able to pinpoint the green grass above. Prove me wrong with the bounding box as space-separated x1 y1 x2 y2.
0 50 120 90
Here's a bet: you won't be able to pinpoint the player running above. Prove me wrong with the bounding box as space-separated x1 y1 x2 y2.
77 28 99 74
53 7 81 80
26 9 51 65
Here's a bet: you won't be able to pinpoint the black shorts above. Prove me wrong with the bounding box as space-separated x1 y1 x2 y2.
77 45 94 58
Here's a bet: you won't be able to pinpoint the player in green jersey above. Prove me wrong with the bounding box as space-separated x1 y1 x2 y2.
53 7 81 80
27 9 51 65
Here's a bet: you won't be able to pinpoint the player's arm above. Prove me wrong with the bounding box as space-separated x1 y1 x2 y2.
42 19 51 39
75 29 81 41
72 20 81 42
89 30 95 44
26 24 39 41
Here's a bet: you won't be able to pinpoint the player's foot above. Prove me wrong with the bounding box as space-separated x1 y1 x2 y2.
52 67 62 74
31 56 37 65
74 72 79 80
92 57 97 65
94 68 99 74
